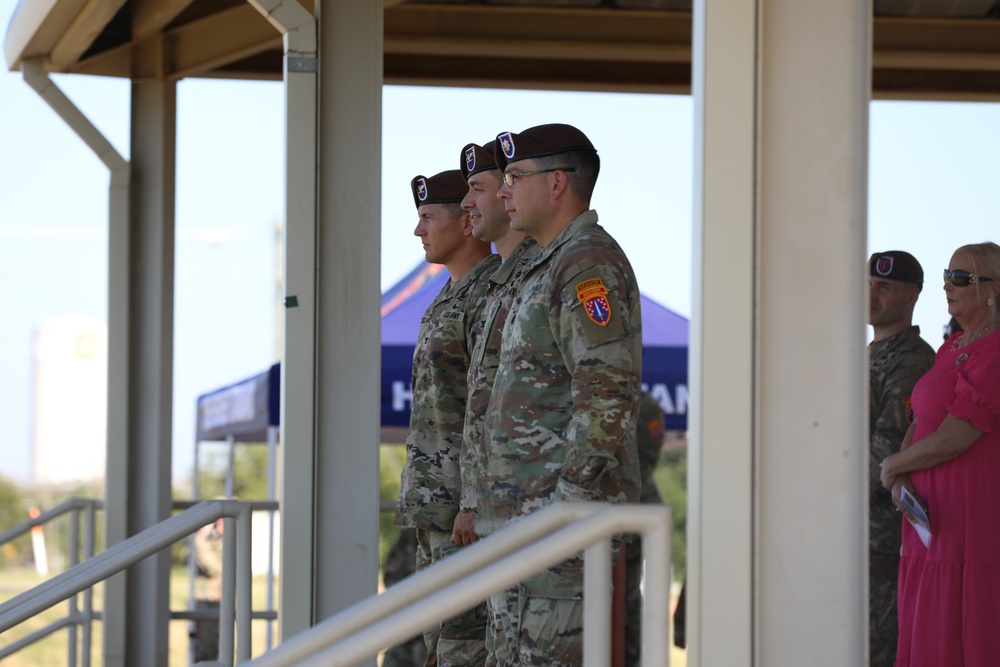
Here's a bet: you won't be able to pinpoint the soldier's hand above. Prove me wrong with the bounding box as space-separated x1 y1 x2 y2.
451 510 479 546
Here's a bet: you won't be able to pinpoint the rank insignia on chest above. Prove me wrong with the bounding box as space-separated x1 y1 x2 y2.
576 278 612 326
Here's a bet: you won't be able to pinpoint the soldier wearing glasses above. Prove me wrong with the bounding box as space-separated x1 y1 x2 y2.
867 250 934 667
479 124 643 666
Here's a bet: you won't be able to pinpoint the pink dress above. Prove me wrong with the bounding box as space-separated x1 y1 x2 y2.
895 330 1000 667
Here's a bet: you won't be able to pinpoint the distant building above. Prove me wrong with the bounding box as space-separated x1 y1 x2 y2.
32 316 107 486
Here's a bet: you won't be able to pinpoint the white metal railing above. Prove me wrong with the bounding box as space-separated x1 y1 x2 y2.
0 498 101 665
0 499 255 666
244 502 672 667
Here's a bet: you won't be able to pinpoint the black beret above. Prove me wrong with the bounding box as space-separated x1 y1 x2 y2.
869 250 924 286
460 142 498 181
494 123 596 171
410 169 467 209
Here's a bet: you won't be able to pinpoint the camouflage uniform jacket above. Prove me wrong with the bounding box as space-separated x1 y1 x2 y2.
477 210 643 537
869 326 934 556
636 391 666 505
395 253 501 532
459 237 541 514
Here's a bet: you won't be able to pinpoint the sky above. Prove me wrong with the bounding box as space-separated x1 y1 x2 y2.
1 0 999 488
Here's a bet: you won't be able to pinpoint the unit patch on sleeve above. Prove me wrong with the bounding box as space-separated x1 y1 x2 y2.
576 278 612 326
647 419 664 444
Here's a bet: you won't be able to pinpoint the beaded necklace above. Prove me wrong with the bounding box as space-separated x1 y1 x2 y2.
952 324 998 351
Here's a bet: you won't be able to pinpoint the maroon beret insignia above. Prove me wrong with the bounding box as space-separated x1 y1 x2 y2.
498 132 515 160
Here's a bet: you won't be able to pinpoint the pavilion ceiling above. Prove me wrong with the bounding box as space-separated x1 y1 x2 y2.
6 0 1000 100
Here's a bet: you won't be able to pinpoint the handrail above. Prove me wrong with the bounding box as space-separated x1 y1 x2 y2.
244 502 672 667
0 497 103 545
0 500 255 666
0 497 101 666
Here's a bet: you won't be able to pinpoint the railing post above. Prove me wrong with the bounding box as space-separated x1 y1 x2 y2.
642 507 672 667
584 537 612 667
82 501 96 667
236 507 253 663
219 516 237 665
68 506 80 667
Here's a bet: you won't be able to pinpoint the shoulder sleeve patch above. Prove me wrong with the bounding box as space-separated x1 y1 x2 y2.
647 419 665 443
576 278 612 326
903 395 914 424
561 267 628 347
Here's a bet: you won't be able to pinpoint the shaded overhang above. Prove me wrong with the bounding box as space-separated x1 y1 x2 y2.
6 0 1000 100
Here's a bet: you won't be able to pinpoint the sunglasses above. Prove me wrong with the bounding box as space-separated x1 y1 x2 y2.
502 167 576 187
943 269 995 287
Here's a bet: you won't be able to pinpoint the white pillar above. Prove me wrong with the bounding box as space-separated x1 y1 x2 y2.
314 0 382 635
103 77 177 667
690 2 870 665
273 0 320 639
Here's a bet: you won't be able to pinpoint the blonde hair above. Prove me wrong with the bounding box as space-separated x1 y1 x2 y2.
953 241 1000 327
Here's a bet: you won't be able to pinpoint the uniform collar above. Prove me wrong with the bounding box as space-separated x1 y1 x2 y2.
535 209 599 263
870 325 922 350
490 237 539 286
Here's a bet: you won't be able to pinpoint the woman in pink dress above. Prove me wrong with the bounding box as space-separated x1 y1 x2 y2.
880 241 1000 667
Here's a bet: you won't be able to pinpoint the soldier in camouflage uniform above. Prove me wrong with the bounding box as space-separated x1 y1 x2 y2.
480 124 643 667
623 391 666 667
382 528 429 667
868 250 935 667
192 518 224 663
394 169 500 667
449 141 540 667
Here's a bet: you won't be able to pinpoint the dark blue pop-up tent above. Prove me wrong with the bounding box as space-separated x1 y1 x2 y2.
195 261 689 446
379 262 689 436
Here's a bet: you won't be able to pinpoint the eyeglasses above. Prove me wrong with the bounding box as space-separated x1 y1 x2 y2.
502 167 576 187
943 269 995 287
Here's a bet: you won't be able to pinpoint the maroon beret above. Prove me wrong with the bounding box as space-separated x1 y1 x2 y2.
494 123 596 171
460 141 498 181
869 250 924 286
410 169 468 209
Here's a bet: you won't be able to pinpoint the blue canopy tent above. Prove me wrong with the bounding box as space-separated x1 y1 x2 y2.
379 262 689 436
194 262 689 446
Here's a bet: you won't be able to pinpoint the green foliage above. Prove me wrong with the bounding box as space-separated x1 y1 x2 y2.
379 444 408 567
0 475 31 567
0 481 105 571
653 446 687 581
178 443 276 566
195 443 274 501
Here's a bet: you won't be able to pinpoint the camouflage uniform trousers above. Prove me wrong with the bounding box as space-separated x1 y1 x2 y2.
623 538 644 667
382 637 429 667
516 594 584 667
193 598 220 663
486 586 520 667
870 552 900 667
485 583 587 666
416 528 489 667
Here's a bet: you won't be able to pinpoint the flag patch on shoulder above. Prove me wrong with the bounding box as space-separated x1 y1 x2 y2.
576 278 612 326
